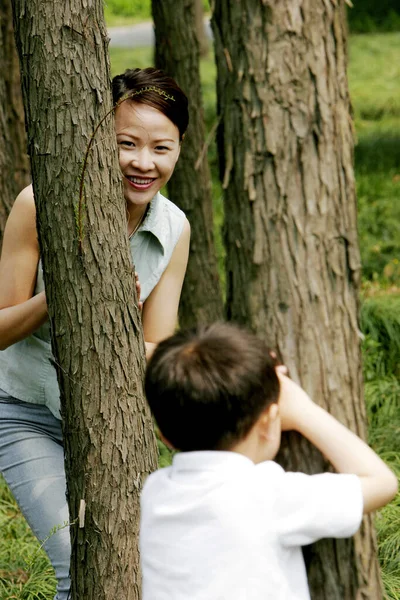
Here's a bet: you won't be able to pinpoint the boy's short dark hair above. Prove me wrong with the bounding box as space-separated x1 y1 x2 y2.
144 323 280 452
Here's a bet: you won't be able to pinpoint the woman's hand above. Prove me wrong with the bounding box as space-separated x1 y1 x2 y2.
134 272 143 311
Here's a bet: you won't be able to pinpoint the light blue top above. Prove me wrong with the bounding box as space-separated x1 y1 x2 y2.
0 193 185 419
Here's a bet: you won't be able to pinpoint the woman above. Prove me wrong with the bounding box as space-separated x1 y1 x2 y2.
0 68 190 599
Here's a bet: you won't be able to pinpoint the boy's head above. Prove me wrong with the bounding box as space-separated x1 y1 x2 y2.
144 323 280 453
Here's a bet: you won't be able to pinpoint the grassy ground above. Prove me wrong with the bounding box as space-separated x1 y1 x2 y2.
1 32 399 600
349 33 400 290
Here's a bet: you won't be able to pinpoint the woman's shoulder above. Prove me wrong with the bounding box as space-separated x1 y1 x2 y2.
4 185 36 239
14 184 35 208
144 193 187 244
156 192 186 221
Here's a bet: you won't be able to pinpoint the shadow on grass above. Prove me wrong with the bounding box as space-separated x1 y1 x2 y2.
355 132 400 173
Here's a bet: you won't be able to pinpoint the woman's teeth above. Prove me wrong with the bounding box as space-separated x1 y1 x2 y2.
128 176 154 184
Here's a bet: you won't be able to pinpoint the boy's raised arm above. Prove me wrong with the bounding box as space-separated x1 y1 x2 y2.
278 374 398 514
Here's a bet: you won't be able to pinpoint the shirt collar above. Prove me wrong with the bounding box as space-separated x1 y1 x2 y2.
138 192 167 253
172 451 254 473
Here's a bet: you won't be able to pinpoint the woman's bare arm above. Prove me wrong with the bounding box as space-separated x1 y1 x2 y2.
142 218 190 359
0 186 48 350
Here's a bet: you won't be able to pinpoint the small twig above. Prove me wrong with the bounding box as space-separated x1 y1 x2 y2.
50 355 90 395
25 517 79 568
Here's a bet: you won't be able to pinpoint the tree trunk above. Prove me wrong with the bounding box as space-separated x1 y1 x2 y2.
0 0 29 240
152 0 223 328
211 1 382 598
11 1 157 598
195 0 209 57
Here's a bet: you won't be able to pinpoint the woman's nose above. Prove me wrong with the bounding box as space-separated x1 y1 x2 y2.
131 146 154 171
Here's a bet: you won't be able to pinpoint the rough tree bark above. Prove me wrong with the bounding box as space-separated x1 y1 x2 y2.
12 1 157 598
0 0 29 240
152 0 223 328
211 1 382 598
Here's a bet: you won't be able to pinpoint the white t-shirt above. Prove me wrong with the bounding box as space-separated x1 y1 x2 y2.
140 451 363 600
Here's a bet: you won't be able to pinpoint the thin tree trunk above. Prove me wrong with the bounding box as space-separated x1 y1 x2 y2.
152 0 223 328
195 0 209 58
211 1 382 598
11 1 157 598
0 0 29 240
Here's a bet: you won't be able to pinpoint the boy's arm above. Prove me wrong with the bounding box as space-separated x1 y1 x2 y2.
278 375 398 514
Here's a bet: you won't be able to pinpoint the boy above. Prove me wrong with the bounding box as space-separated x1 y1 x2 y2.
141 323 398 599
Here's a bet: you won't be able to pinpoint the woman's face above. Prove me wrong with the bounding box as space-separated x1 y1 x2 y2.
115 101 181 209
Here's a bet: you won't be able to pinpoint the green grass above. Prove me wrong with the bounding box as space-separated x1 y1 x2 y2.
349 33 400 288
363 333 400 600
104 13 144 27
349 33 400 120
361 295 400 377
362 299 400 600
104 0 151 25
349 36 400 289
0 478 56 599
1 31 399 600
110 47 153 76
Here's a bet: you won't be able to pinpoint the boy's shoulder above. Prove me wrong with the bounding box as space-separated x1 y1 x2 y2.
140 459 285 512
142 465 171 491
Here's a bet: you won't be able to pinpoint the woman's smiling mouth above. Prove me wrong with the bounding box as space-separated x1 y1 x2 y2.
125 175 156 190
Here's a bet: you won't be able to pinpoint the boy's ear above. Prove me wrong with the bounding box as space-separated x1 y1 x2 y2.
268 403 279 422
258 403 280 440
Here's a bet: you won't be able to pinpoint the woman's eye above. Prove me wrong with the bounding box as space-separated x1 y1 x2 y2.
155 145 170 152
119 140 135 148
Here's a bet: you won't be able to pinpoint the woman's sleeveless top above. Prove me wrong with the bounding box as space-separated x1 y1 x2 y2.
0 193 185 419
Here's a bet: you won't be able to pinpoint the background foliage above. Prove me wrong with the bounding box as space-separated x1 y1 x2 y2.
0 15 399 600
104 0 400 32
347 1 400 32
104 0 150 22
104 0 209 25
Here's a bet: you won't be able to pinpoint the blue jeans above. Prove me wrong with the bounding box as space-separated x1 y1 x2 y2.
0 390 70 599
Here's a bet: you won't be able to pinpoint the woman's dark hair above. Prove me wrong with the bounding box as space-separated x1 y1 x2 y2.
144 323 280 452
112 67 189 140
